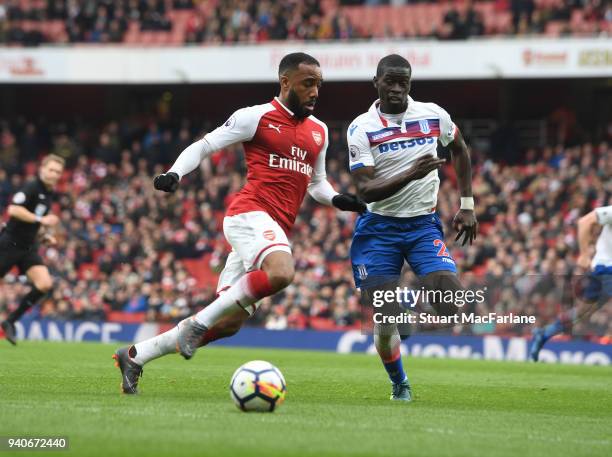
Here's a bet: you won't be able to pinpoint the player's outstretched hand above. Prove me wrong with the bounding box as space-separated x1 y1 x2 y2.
153 172 179 193
41 214 59 226
408 154 447 180
332 193 367 214
41 232 58 246
453 210 478 246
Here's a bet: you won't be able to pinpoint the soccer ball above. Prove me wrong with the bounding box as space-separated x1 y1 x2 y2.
230 360 286 412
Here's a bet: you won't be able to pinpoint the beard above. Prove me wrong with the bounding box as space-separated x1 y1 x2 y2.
287 89 312 119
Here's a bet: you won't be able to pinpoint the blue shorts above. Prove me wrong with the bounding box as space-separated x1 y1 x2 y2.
350 212 457 288
582 265 612 304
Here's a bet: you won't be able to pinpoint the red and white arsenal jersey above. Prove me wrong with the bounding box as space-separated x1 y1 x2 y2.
204 98 329 234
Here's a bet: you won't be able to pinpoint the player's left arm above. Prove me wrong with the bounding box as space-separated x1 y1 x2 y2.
308 129 366 213
577 205 611 269
447 127 478 245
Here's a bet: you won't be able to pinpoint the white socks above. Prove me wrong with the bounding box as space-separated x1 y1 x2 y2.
130 271 274 366
131 326 179 366
194 274 258 328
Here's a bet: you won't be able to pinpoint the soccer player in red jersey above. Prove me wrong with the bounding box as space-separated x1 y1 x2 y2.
113 53 365 394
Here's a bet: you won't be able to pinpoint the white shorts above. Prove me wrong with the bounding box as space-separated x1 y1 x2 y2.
216 211 292 298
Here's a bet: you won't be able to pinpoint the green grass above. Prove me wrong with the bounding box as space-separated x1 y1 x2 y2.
0 342 611 457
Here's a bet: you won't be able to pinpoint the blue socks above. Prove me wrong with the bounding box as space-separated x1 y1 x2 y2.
542 319 564 341
383 357 408 385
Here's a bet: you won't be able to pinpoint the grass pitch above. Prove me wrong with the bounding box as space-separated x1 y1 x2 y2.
0 341 611 457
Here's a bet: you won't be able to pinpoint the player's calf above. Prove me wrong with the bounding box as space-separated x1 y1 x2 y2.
198 313 246 347
421 271 463 317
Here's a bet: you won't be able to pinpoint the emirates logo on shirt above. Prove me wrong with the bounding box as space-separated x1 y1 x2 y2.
268 146 313 176
263 230 276 241
312 131 322 146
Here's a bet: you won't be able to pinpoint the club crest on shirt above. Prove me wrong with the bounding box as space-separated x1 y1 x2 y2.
419 119 431 134
312 131 322 146
263 230 276 241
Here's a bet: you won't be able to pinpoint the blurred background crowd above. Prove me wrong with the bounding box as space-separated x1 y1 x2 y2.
0 112 610 339
0 0 610 46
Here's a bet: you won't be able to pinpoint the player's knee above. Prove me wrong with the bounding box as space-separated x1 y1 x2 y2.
422 272 463 316
267 267 295 292
34 276 53 293
262 253 295 292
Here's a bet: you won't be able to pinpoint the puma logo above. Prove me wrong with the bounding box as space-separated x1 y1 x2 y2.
268 123 281 133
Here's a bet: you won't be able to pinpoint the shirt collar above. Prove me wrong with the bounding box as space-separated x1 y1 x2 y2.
272 97 295 120
369 96 413 127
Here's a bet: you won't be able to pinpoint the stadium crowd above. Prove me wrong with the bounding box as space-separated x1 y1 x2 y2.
0 0 609 45
0 114 610 339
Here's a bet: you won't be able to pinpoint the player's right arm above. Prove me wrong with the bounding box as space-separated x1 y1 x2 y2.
154 107 260 192
347 123 445 203
577 205 612 269
7 185 58 226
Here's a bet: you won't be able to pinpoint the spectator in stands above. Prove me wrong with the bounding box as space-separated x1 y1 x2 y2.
0 111 609 339
1 0 610 45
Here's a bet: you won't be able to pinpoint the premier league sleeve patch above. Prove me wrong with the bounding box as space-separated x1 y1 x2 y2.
350 145 360 160
224 115 236 129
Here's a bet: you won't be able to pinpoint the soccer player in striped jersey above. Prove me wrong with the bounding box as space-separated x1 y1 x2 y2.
347 55 478 401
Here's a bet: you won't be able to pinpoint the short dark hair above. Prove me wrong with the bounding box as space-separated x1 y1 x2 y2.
278 52 320 76
376 54 411 78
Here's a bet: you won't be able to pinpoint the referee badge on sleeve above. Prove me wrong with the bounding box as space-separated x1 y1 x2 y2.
12 192 26 204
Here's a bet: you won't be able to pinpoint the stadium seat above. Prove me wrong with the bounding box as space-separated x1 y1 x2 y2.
309 317 338 330
106 311 146 323
182 256 220 288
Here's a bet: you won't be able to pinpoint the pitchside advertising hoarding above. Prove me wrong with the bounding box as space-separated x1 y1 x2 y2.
11 318 612 366
0 38 610 83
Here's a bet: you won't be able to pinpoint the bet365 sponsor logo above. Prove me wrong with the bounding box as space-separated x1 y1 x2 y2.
379 137 436 153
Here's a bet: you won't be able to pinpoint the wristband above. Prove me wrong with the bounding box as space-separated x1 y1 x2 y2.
460 197 474 210
35 215 42 223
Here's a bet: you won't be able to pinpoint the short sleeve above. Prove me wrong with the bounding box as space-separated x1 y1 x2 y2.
434 104 457 147
11 182 35 206
204 106 263 151
347 122 374 172
595 205 612 225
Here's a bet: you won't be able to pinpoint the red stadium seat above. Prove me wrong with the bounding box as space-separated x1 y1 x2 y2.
309 317 338 331
182 255 220 288
106 311 146 323
321 0 339 15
